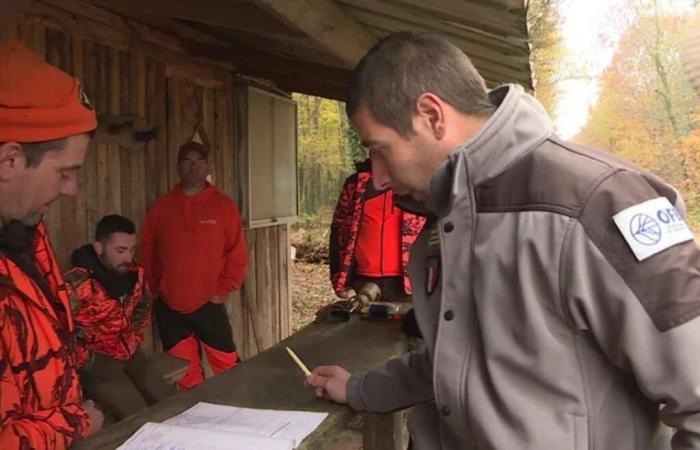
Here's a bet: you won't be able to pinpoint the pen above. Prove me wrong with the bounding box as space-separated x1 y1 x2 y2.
286 346 312 376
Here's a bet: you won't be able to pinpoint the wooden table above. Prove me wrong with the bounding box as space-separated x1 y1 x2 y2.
73 317 407 450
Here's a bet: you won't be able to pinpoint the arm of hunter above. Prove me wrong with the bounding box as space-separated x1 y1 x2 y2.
345 345 434 413
130 267 152 343
215 200 248 298
330 173 358 296
0 305 92 448
65 268 107 368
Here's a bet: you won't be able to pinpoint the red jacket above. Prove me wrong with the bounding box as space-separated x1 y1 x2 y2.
329 160 426 296
354 189 403 277
141 183 248 313
0 222 91 449
65 245 150 366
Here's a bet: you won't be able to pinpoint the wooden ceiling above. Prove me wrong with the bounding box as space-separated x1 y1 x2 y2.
30 0 534 100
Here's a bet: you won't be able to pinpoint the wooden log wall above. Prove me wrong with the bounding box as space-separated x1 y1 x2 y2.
1 1 293 359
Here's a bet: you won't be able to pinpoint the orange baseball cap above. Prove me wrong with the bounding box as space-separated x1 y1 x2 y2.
0 40 97 143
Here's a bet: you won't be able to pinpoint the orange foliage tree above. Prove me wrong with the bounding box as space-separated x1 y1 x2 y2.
576 2 700 227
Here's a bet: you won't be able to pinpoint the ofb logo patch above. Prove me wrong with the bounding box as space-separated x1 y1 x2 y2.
614 197 693 261
629 213 661 246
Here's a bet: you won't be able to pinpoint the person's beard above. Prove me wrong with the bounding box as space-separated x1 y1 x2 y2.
100 255 129 276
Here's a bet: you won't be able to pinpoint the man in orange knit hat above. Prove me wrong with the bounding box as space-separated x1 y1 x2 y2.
0 40 103 448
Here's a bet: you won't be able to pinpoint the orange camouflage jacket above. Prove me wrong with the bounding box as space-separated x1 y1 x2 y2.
0 223 91 449
65 246 150 366
330 160 426 296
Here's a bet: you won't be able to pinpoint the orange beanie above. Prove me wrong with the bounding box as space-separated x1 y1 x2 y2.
0 40 97 143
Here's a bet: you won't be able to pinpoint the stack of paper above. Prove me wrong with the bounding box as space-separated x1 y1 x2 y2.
118 403 328 450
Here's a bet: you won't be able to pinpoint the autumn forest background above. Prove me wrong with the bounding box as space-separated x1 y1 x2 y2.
294 0 700 237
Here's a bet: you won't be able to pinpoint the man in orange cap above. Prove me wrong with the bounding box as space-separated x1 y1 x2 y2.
0 40 103 448
142 141 248 389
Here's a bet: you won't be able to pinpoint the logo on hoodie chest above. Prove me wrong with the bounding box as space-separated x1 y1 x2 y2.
199 219 217 225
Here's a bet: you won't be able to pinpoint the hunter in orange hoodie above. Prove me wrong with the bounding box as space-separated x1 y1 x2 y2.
0 41 103 448
141 141 248 389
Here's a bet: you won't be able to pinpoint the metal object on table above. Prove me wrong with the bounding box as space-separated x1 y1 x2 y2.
314 300 354 323
315 282 382 323
353 282 382 311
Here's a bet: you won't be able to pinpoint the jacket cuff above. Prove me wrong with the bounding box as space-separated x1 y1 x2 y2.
346 373 367 411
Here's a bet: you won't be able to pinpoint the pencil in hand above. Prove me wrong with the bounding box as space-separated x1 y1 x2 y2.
286 346 312 376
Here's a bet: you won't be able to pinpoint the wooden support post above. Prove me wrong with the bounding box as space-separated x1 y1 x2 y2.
363 411 408 450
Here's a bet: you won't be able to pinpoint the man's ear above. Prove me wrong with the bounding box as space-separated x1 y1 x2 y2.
415 93 446 140
0 142 26 182
92 241 104 257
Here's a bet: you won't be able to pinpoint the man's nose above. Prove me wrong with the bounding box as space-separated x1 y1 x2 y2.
370 155 392 190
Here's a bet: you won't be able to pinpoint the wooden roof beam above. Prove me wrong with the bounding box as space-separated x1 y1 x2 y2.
357 15 529 72
277 76 347 101
183 41 352 88
338 0 529 53
251 0 378 68
88 0 307 39
190 25 349 69
377 0 528 39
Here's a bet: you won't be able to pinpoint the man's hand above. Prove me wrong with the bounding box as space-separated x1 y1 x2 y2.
82 400 104 436
337 289 356 300
304 365 351 404
210 295 225 304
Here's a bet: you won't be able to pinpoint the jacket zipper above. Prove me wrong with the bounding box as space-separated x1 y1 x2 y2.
380 192 386 275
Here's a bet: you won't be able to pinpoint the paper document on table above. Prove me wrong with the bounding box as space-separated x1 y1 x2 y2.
117 422 294 450
164 402 327 447
117 403 327 450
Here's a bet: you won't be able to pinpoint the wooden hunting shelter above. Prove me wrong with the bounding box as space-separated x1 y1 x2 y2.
0 0 532 359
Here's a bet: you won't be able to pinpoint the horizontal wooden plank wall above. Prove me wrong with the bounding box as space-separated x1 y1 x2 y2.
4 3 293 358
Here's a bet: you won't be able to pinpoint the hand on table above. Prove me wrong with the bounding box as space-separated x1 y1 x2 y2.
304 365 351 404
82 399 104 436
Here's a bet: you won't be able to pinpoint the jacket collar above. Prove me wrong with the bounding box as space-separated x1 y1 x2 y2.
70 244 138 301
426 84 554 217
354 158 371 173
0 222 72 328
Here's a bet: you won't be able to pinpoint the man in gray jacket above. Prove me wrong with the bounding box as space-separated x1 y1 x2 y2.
305 31 700 449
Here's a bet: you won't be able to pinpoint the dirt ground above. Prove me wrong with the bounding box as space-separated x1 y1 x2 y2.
291 261 337 332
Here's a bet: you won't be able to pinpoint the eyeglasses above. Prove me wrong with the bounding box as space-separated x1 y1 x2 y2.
179 157 207 166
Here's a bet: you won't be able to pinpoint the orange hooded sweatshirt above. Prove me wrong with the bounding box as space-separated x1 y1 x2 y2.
141 183 248 313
